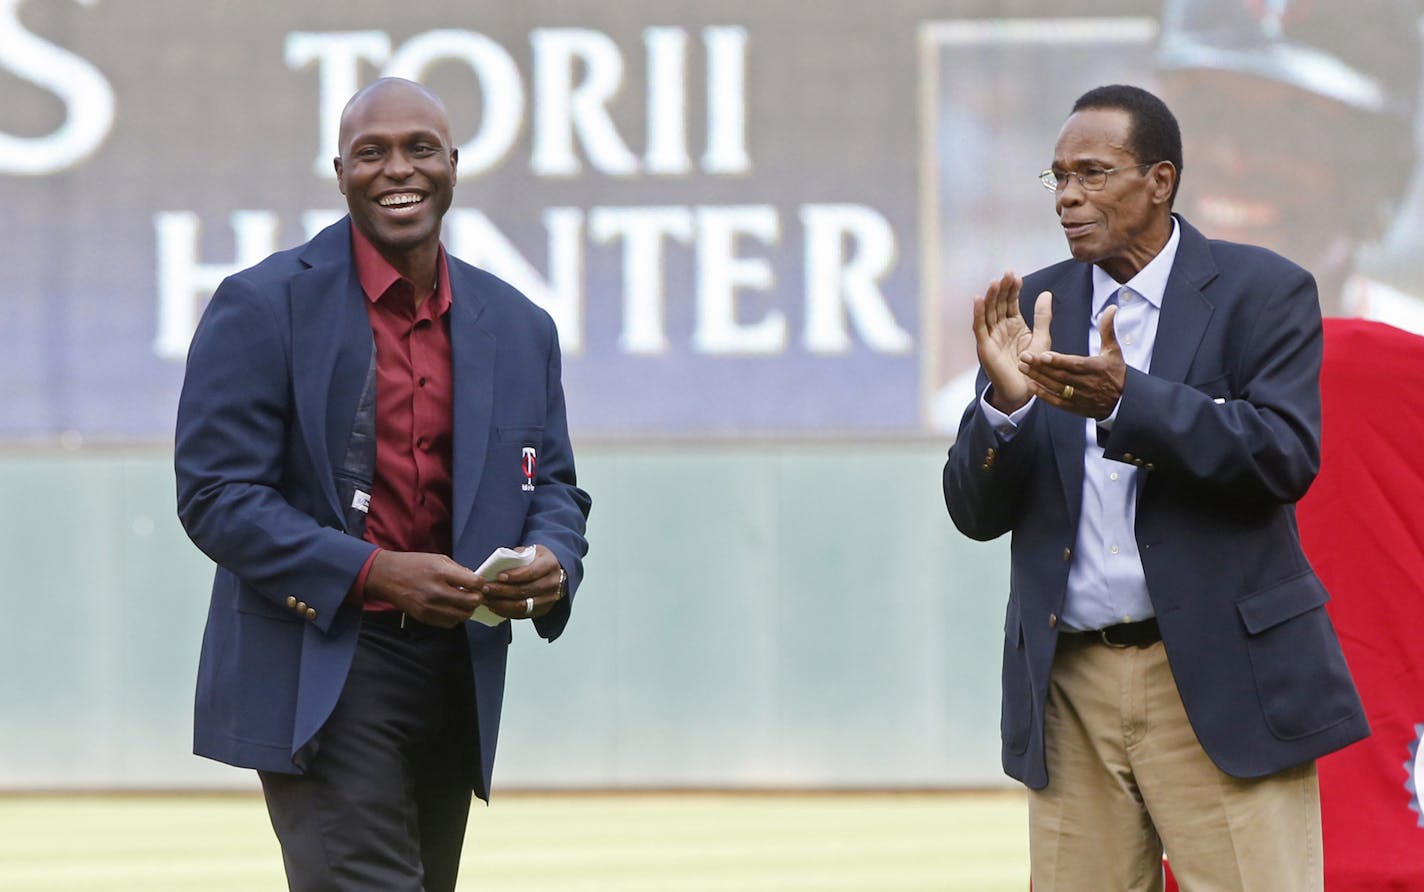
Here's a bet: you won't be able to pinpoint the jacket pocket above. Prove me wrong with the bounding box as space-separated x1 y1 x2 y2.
1236 571 1354 740
1237 571 1327 633
497 426 545 493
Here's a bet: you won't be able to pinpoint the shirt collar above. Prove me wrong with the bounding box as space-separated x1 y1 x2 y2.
1091 216 1180 319
349 220 452 317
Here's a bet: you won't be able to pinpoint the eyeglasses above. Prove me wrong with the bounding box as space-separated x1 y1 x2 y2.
1039 162 1158 192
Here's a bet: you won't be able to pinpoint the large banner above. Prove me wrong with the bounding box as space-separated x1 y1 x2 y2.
6 0 1423 439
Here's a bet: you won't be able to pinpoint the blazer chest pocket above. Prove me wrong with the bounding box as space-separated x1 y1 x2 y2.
497 425 543 446
498 426 544 491
1236 571 1355 740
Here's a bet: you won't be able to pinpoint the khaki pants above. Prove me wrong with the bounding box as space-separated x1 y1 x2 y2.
1028 637 1321 892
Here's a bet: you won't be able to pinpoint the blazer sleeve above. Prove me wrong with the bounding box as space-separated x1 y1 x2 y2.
1105 262 1323 505
524 319 592 642
942 373 1046 541
175 274 375 633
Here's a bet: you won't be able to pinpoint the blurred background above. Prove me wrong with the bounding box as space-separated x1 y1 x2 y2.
2 0 1422 802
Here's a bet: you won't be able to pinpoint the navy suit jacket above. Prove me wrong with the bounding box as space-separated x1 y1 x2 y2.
943 216 1367 789
175 219 591 797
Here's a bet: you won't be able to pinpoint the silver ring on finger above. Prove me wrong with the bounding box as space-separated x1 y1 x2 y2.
524 596 535 617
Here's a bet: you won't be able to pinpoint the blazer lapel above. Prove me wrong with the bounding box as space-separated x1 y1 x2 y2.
1046 268 1093 525
1149 217 1218 383
291 222 373 524
447 262 497 547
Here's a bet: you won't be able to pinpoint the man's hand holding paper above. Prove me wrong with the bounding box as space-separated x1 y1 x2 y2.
471 544 566 624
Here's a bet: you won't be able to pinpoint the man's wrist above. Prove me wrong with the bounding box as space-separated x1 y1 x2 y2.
346 547 382 605
985 384 1029 416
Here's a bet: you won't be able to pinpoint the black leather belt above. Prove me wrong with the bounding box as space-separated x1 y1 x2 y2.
360 609 450 634
1062 617 1161 648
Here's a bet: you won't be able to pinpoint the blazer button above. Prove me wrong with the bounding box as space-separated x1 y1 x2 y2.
1048 613 1059 628
305 607 318 620
1062 547 1072 561
1145 463 1155 470
296 601 308 612
286 596 298 609
1122 452 1135 462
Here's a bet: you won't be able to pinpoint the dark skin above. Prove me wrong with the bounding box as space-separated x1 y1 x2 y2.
334 78 564 625
977 107 1176 420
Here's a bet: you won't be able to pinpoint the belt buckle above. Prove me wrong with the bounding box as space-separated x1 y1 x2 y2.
1099 626 1130 648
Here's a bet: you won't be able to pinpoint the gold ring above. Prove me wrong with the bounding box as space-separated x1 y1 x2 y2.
1061 384 1074 399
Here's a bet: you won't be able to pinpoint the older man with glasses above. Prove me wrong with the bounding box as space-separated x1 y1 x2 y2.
943 84 1366 891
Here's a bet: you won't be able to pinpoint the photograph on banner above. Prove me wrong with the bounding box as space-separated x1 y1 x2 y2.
921 3 1424 432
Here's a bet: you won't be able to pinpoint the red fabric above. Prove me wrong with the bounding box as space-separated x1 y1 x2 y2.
350 222 456 609
1300 318 1424 889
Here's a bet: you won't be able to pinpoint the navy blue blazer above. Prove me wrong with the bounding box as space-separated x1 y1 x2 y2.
176 219 591 797
943 216 1367 789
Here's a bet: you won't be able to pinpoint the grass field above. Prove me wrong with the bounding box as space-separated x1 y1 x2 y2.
0 791 1029 891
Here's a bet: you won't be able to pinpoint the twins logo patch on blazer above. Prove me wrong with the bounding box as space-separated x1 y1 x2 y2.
521 446 537 492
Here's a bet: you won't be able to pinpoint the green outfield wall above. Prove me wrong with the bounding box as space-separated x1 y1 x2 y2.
0 442 1011 791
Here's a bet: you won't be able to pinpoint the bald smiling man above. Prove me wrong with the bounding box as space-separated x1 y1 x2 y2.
176 78 591 891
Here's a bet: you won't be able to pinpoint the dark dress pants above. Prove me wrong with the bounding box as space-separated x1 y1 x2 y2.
259 616 481 892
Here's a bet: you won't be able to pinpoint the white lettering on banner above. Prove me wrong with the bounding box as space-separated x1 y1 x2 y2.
0 0 114 176
643 28 691 176
694 206 784 354
531 28 639 176
153 211 280 360
152 204 908 361
384 30 524 175
286 26 748 179
702 27 750 174
590 207 695 356
802 205 911 354
302 209 344 241
447 208 586 353
285 31 393 178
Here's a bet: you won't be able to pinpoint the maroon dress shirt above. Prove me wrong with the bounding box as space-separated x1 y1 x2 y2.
348 222 455 610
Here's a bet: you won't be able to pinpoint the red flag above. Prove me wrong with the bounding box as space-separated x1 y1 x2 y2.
1302 318 1424 889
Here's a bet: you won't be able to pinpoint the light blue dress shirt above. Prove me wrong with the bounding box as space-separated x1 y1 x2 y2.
982 220 1181 630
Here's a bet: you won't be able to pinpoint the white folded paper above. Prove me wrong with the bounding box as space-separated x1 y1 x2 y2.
468 546 536 626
